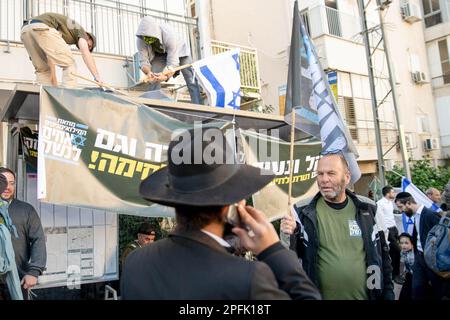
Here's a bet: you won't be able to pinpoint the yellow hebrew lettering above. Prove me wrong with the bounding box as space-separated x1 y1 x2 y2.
115 157 137 178
98 153 118 173
140 163 162 180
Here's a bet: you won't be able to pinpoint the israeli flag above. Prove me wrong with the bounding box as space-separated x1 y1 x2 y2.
192 48 241 109
401 177 442 212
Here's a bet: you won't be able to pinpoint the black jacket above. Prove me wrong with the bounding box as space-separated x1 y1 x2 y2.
413 206 440 252
121 229 321 300
290 190 394 300
9 199 46 278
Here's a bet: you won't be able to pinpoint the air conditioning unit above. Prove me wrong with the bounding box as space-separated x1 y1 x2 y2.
411 71 427 84
401 2 422 23
377 0 392 9
423 138 439 151
404 133 417 149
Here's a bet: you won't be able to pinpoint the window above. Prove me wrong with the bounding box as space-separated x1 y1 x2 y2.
422 0 442 27
418 115 431 133
438 39 450 84
300 10 311 37
337 96 358 141
325 0 342 37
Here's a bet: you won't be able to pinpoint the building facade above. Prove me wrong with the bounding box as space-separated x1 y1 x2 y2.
422 0 450 162
189 0 446 193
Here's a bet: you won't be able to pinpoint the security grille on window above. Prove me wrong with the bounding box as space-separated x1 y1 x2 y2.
421 0 442 27
337 96 358 141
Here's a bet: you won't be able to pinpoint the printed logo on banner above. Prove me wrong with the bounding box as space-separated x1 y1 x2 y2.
348 220 362 237
41 116 89 164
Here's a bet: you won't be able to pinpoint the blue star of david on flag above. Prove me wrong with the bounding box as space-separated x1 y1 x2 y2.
192 48 241 109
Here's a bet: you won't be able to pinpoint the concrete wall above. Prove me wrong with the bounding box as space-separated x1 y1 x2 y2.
209 0 293 113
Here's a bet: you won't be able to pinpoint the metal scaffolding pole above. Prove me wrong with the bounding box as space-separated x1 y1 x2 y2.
378 6 412 180
358 0 386 186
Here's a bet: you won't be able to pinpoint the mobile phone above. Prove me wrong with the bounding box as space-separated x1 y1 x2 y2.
226 204 245 228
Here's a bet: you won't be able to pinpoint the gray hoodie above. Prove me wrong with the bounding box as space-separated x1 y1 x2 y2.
136 16 190 70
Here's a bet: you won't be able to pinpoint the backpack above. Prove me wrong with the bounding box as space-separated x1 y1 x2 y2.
424 213 450 278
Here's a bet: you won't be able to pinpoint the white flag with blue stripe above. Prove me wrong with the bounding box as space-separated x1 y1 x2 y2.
401 177 442 212
192 49 241 109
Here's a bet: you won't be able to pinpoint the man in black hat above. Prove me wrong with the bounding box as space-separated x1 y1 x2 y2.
121 128 320 299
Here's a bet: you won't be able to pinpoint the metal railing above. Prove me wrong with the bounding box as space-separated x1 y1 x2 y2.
301 5 380 44
211 40 261 95
356 127 398 146
0 0 198 58
431 74 450 87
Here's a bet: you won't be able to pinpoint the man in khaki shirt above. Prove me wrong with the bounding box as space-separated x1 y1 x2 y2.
21 12 103 86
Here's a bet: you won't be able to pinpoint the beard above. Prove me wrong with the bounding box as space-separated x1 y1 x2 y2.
404 208 415 217
319 177 346 202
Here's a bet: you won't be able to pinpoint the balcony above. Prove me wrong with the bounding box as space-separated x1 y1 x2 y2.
211 40 261 103
431 74 450 87
300 5 379 44
299 5 382 76
0 0 199 91
0 0 198 58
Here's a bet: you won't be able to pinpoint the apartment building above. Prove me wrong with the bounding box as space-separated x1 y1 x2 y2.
421 0 450 162
189 0 444 193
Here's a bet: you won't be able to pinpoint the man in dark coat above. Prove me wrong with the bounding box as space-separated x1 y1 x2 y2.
280 152 394 300
395 192 444 300
121 128 320 300
0 167 46 300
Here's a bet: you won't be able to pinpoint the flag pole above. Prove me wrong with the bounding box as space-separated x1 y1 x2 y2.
288 110 296 210
139 63 193 84
280 108 296 248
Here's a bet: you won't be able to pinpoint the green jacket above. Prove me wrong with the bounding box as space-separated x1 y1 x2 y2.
121 240 141 271
33 13 90 47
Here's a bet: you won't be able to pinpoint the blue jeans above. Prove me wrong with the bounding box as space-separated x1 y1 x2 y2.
148 54 203 105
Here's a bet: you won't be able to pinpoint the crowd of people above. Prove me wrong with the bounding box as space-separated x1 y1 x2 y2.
1 11 449 301
1 127 449 300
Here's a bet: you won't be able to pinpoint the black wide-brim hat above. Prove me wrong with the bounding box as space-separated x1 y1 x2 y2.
139 128 275 207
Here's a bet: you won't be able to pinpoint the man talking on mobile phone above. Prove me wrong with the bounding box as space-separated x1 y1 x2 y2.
121 127 320 300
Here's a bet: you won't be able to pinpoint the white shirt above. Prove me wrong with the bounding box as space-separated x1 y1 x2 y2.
414 205 424 252
201 230 231 247
376 197 397 229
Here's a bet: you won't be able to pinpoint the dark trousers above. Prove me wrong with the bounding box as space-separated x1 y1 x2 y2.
148 54 203 105
388 227 400 276
412 251 443 300
0 282 28 300
399 272 413 300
